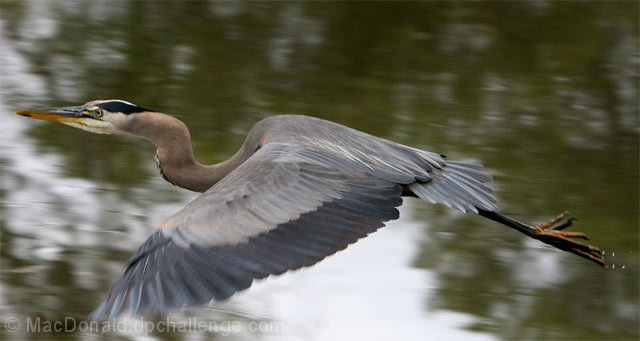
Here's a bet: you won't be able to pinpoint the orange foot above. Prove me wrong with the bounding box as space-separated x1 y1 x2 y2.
532 212 604 267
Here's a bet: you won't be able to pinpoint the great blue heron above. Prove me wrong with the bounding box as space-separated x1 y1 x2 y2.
16 99 604 320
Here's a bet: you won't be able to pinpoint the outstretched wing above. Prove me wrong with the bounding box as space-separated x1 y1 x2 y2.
89 136 497 320
89 143 404 320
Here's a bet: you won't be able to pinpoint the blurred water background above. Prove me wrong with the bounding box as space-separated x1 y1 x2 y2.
1 1 638 340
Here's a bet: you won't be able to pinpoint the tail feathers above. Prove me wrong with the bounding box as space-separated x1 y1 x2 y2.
409 160 498 213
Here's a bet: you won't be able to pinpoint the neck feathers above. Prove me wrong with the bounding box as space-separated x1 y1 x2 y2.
126 112 246 192
154 149 240 192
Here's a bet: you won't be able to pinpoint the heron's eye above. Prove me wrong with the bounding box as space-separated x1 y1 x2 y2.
95 109 103 117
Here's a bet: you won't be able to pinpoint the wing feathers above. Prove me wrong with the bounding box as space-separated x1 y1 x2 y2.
409 158 497 212
89 167 402 320
90 140 497 320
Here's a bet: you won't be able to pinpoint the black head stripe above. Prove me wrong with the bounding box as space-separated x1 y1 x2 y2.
96 101 152 115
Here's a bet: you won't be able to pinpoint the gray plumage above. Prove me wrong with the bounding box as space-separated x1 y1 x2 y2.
89 114 496 319
13 99 605 321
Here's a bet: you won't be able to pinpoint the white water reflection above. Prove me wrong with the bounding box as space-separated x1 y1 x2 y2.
236 214 495 341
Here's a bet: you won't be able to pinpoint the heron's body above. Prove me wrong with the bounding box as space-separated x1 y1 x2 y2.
15 100 605 320
153 113 487 202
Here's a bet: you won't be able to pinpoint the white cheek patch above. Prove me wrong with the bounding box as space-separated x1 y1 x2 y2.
104 112 129 125
102 113 139 136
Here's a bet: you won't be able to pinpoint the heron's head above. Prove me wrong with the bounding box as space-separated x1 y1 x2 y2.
15 99 154 135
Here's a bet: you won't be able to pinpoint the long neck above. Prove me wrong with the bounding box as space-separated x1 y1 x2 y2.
128 112 250 192
155 147 243 193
